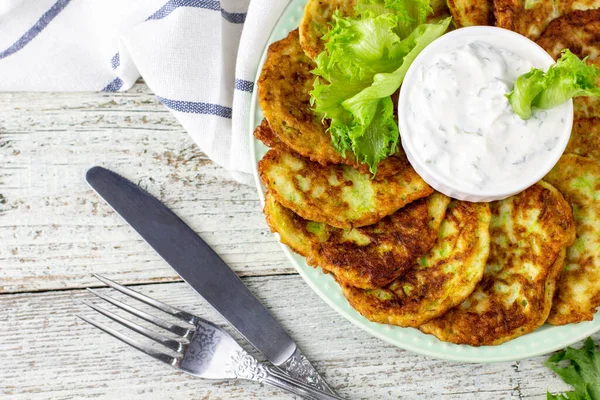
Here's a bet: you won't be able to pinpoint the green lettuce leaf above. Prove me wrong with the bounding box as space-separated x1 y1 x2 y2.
354 0 433 33
537 50 600 109
507 69 545 120
342 20 451 129
352 97 399 168
384 0 433 37
507 50 600 119
545 337 600 400
311 0 449 173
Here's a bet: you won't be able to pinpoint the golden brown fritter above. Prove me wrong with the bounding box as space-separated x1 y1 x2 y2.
565 118 600 161
253 119 283 149
448 0 494 27
494 0 600 41
264 192 450 289
258 30 342 165
574 97 600 119
534 10 600 119
544 154 600 325
536 10 600 63
419 182 576 346
253 119 408 179
494 0 559 40
259 149 433 229
299 0 356 60
257 30 405 178
264 192 314 257
320 193 450 288
341 200 491 327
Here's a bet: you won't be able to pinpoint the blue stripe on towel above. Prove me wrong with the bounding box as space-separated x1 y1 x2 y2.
111 53 120 70
157 96 232 119
220 8 246 24
235 79 254 92
147 0 246 24
102 77 123 92
0 0 71 60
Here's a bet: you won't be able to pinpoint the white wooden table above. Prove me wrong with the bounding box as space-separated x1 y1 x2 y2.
1 82 595 399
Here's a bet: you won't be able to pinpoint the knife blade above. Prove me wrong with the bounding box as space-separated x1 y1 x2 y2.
86 166 334 393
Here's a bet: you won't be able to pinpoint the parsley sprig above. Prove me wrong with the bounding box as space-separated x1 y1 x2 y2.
546 337 600 400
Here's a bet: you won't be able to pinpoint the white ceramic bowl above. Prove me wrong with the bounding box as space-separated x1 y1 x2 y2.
398 26 573 202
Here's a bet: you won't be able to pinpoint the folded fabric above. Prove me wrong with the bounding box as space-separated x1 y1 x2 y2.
0 0 292 185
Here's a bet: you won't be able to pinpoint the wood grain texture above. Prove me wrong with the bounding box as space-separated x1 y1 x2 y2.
0 84 291 294
0 85 596 399
1 279 592 400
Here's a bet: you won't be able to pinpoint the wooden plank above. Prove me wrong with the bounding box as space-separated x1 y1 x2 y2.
0 277 589 400
0 84 292 294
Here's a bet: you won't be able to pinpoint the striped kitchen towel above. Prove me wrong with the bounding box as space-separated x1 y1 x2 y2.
0 0 291 185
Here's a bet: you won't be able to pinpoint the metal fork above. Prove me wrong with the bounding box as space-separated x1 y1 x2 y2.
78 275 345 400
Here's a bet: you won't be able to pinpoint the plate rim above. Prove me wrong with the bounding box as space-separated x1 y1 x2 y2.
247 0 600 363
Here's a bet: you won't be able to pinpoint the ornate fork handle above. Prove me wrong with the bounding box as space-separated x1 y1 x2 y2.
233 352 345 400
278 348 335 393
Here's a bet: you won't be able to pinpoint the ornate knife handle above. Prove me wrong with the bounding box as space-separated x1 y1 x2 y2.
233 351 345 400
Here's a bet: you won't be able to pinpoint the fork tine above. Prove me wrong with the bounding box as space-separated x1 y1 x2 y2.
92 274 196 323
77 314 179 367
82 300 187 353
87 288 192 337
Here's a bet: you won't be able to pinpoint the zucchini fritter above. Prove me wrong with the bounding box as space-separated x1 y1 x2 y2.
494 0 559 40
299 0 356 60
566 118 600 161
574 97 600 119
544 155 600 325
258 29 405 178
253 119 408 179
259 149 433 229
254 118 283 149
536 10 600 64
534 10 600 119
419 182 576 346
494 0 600 40
341 200 491 327
258 30 339 164
448 0 494 27
264 192 450 289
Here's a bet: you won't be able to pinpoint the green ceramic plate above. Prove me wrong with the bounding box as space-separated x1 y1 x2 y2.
248 0 600 362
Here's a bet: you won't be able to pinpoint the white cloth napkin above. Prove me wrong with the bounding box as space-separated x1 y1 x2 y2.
0 0 291 185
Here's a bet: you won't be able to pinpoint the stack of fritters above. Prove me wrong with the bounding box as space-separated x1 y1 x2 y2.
256 0 600 346
452 0 600 331
420 182 575 345
258 29 407 177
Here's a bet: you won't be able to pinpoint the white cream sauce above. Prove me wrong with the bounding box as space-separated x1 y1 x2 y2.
403 40 566 192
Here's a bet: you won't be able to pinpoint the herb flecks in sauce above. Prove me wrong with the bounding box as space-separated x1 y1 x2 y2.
404 40 567 192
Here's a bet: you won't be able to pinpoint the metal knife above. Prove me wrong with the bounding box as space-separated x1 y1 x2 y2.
86 166 335 394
